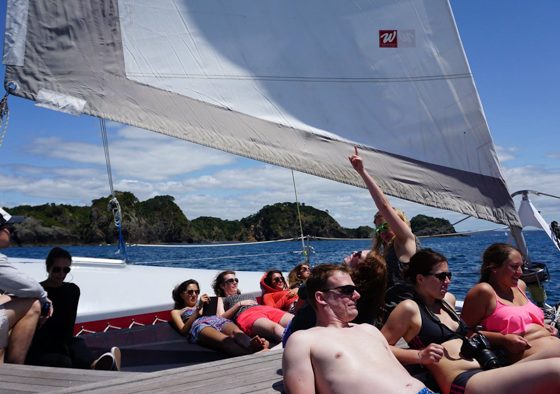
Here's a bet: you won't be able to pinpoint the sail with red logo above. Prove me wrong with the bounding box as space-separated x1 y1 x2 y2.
3 0 519 228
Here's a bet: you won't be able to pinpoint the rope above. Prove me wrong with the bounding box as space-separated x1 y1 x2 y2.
132 237 297 248
0 93 10 148
134 250 297 265
100 118 128 261
291 170 309 263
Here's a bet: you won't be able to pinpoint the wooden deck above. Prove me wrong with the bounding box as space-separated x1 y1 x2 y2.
0 363 141 394
0 350 284 394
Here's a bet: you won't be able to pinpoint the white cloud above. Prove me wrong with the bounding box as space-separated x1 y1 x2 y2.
28 127 238 181
496 145 518 163
4 124 560 234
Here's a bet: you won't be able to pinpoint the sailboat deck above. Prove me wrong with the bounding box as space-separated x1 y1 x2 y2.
0 350 284 393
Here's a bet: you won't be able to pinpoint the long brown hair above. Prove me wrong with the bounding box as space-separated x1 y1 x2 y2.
213 270 240 297
480 243 520 283
172 279 199 309
405 249 447 285
287 263 310 288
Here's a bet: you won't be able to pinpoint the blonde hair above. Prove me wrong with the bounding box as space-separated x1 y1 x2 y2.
372 208 410 256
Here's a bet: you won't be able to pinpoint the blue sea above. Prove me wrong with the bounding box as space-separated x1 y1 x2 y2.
5 231 560 305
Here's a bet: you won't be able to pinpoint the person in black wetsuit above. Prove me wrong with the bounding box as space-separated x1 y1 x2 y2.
381 249 560 394
25 247 120 370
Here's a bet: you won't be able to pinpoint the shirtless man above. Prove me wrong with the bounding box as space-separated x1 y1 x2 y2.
282 264 430 394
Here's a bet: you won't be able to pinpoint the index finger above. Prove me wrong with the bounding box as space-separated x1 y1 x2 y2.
354 146 358 155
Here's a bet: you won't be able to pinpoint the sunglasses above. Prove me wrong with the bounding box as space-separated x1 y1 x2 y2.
225 278 239 285
272 276 285 283
52 266 71 274
184 289 200 296
429 271 452 281
322 284 357 296
300 266 310 272
374 222 390 234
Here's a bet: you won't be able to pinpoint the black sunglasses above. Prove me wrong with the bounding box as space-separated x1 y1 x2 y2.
52 266 71 274
322 284 357 296
428 271 452 281
272 276 285 283
225 278 239 285
184 289 200 295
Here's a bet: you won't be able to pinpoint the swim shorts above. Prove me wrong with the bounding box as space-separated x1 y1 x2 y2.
189 315 231 344
450 368 483 394
0 306 9 349
417 387 437 394
236 305 286 337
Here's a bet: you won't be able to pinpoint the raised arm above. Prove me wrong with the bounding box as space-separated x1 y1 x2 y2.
348 147 415 246
282 331 315 394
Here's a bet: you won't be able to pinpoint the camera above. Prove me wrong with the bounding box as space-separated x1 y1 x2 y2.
460 333 500 370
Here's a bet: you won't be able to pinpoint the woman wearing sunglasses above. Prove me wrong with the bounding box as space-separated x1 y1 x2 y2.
26 247 120 370
213 271 293 343
349 147 418 318
260 270 298 313
381 249 560 394
287 263 311 289
170 279 267 356
460 243 560 364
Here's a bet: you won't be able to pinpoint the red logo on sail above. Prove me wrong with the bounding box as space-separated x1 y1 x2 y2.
379 30 398 48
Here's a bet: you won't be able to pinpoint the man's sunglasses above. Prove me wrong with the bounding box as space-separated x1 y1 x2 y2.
322 284 357 296
428 271 452 281
225 278 239 285
374 222 390 234
52 266 71 274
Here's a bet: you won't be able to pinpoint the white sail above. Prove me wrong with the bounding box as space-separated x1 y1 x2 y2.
3 0 520 227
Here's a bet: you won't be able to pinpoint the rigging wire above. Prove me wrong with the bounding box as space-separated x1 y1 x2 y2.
291 169 310 263
100 118 128 262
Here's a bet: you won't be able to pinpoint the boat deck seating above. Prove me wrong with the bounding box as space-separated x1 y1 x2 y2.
81 292 265 372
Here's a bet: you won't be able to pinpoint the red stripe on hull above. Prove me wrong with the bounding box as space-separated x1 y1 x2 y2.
73 310 171 335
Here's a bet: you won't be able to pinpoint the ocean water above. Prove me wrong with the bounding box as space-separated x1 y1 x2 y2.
5 231 560 305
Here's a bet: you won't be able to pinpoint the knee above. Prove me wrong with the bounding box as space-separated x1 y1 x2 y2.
29 300 41 316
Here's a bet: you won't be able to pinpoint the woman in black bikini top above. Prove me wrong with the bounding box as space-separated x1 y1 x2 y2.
380 249 560 394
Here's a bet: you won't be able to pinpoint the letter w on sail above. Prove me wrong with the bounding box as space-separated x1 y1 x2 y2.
379 30 398 47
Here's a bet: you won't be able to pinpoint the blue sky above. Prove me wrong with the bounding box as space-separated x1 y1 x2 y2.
0 1 559 232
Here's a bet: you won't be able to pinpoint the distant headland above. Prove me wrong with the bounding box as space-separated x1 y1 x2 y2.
8 191 456 246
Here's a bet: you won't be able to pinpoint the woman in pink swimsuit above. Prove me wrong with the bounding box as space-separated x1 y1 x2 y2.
462 243 560 363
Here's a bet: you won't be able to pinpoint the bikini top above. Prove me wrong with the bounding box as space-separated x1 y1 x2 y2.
408 298 468 350
481 287 544 335
180 307 196 322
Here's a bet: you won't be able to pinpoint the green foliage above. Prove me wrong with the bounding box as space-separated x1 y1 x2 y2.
410 214 456 236
7 193 455 245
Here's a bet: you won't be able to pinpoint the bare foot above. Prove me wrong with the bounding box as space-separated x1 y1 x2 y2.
249 335 270 353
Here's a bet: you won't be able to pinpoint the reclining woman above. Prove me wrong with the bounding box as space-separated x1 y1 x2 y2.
381 248 560 394
287 263 310 289
260 270 298 313
213 271 293 343
461 243 560 363
170 279 267 356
